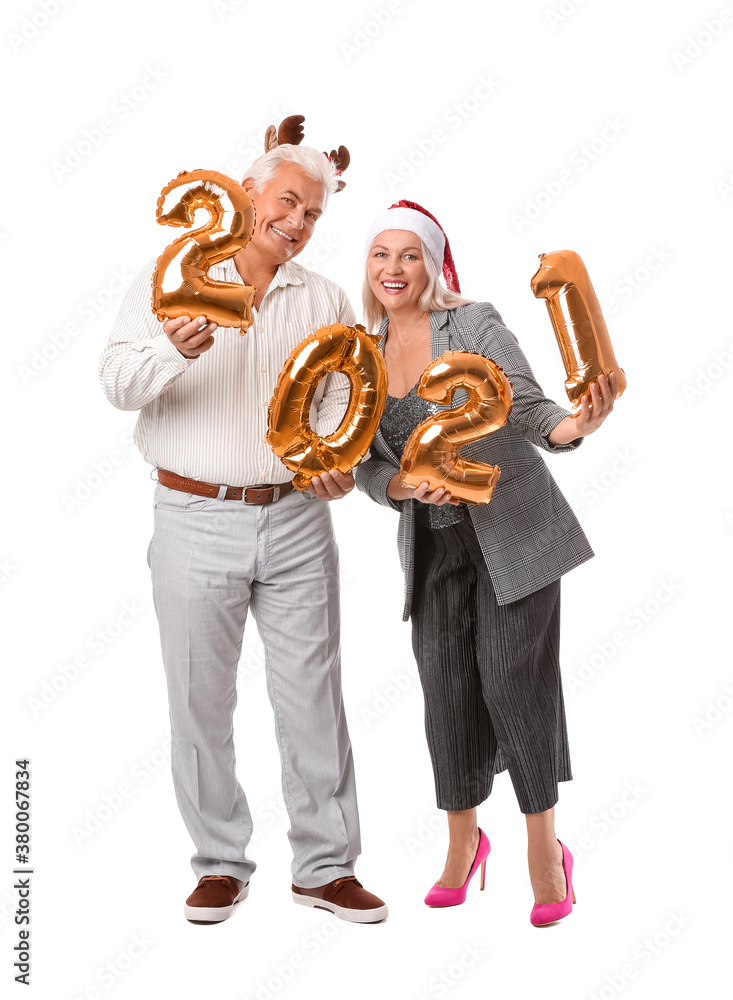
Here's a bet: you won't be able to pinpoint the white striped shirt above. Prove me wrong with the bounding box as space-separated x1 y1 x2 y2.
99 257 355 485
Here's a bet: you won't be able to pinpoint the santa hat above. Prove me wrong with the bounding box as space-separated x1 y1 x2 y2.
364 200 460 293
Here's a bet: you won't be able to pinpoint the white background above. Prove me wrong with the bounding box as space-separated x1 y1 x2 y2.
3 0 731 997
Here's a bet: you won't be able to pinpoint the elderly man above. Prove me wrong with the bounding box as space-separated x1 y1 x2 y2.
99 124 387 924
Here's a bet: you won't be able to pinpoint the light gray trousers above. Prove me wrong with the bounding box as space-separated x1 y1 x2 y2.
147 482 361 887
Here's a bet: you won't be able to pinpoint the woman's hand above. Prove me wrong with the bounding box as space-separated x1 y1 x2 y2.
388 475 460 505
549 372 618 445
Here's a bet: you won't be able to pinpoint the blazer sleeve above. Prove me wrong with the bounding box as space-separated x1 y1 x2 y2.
459 302 583 454
355 437 405 512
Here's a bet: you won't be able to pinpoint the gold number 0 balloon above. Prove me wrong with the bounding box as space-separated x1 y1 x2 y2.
151 169 257 333
267 323 387 491
399 351 513 505
531 250 627 406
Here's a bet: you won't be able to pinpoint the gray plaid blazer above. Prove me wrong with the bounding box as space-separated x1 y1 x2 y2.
356 302 594 620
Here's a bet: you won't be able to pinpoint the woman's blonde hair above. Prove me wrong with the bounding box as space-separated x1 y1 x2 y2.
362 237 473 332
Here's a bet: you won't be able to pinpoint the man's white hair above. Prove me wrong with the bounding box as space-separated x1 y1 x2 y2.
244 144 338 201
362 238 474 333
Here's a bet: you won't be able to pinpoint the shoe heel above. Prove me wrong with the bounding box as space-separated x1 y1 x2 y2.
571 887 576 904
479 859 486 891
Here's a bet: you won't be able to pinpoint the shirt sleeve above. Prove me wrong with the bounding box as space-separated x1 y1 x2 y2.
98 259 198 412
313 288 357 437
462 302 583 454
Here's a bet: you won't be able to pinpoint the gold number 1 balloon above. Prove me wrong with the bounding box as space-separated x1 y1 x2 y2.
530 250 626 406
151 169 256 333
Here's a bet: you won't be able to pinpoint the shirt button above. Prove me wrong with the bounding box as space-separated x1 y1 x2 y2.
260 366 266 373
260 328 265 334
178 364 185 370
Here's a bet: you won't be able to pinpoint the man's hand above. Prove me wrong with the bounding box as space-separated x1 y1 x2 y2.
308 470 355 501
163 315 218 358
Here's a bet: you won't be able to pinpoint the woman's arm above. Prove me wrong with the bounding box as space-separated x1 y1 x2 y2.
547 372 617 444
456 302 587 453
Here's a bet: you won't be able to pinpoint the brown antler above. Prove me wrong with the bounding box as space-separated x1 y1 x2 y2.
324 145 350 191
264 115 306 153
278 115 305 146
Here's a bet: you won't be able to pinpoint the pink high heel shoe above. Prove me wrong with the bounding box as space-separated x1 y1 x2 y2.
529 839 576 926
424 829 491 907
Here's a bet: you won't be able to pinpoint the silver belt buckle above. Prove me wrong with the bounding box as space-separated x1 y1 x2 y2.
272 486 280 502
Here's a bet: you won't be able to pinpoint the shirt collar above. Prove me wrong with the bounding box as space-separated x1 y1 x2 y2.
216 256 305 288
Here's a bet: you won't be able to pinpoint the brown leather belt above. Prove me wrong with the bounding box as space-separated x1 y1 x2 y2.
157 469 295 505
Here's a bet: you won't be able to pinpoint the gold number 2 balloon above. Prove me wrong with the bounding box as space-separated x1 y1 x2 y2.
267 323 387 491
399 351 513 505
530 250 626 406
151 169 256 333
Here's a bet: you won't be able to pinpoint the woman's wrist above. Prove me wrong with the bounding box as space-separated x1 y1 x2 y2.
387 474 414 501
548 415 584 446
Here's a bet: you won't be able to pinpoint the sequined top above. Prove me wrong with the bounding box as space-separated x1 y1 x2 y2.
380 386 467 530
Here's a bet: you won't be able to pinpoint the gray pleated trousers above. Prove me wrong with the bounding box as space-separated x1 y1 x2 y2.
147 483 361 887
410 516 572 814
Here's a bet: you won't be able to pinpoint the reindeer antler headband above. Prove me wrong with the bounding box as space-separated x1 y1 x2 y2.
263 114 350 192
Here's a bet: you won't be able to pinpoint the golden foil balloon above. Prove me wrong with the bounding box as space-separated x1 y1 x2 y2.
399 351 513 505
530 250 626 406
151 169 256 333
267 323 387 491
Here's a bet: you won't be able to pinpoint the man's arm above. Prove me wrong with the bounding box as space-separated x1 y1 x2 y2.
98 261 216 411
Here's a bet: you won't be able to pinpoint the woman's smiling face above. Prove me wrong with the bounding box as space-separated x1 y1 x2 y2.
367 230 429 314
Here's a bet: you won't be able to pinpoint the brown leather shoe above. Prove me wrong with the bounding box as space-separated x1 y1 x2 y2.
184 875 249 922
292 876 388 923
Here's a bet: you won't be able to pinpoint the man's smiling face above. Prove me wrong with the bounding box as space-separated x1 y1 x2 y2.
243 161 327 265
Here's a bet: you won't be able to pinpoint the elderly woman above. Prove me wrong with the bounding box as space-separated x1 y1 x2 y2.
355 200 616 925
